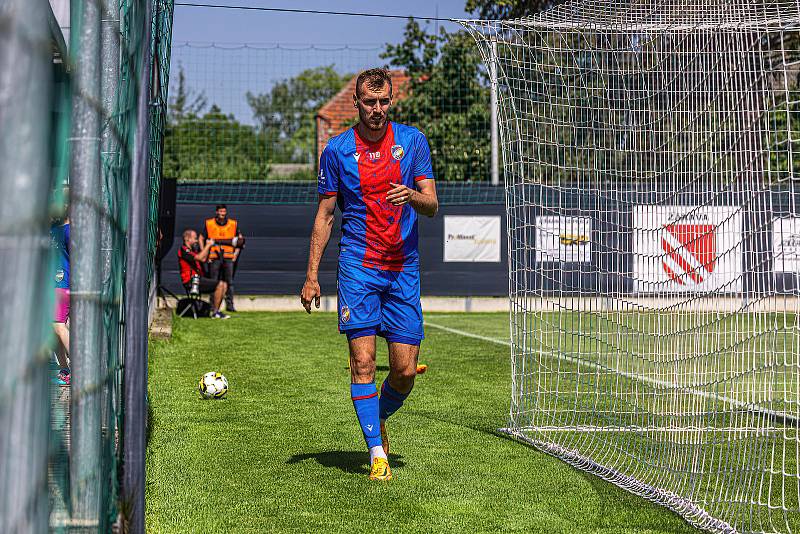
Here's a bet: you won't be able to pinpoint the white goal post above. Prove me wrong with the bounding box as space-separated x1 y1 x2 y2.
463 2 800 532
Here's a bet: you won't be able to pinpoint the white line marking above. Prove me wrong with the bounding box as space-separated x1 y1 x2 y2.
424 320 797 425
425 320 510 346
518 426 779 434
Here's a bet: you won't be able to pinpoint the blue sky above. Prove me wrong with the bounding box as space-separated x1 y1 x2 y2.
172 1 473 44
170 1 474 124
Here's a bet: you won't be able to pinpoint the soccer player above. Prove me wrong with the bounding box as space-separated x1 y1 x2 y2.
300 68 438 481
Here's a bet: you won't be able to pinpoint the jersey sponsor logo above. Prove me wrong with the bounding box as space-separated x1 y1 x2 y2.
391 144 404 160
353 152 361 162
341 305 350 323
55 269 64 283
660 224 716 285
317 168 326 186
368 151 381 161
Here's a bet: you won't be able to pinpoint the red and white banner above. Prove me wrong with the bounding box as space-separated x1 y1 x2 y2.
634 206 742 293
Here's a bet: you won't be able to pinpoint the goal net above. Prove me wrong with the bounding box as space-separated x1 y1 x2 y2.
463 1 800 532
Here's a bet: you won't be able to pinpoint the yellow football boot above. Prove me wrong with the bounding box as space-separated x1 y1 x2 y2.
416 363 428 375
369 457 392 481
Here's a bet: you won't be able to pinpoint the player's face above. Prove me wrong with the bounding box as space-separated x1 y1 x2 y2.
354 81 392 131
216 208 227 221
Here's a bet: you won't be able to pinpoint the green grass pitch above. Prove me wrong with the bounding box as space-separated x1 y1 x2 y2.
146 312 698 533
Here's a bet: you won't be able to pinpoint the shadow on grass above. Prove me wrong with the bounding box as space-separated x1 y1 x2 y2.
286 451 406 474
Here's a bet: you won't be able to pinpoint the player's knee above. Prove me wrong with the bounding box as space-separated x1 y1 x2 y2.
218 280 228 291
392 366 417 386
350 356 375 380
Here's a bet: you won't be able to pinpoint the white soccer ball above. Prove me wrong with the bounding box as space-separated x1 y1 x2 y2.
199 371 228 399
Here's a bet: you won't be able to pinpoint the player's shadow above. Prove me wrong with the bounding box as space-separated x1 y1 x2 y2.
286 451 405 474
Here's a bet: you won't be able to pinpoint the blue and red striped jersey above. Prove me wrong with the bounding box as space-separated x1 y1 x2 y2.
318 122 434 271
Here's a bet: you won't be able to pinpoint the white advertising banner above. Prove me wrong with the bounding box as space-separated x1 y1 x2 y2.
535 216 592 263
443 216 501 262
773 217 800 273
634 205 742 293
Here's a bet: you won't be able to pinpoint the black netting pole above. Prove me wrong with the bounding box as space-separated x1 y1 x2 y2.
122 0 153 532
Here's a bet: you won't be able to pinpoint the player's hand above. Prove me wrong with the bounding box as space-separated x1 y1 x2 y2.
387 183 415 206
207 239 215 246
300 278 321 314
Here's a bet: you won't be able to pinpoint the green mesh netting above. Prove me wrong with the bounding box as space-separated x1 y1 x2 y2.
0 0 172 531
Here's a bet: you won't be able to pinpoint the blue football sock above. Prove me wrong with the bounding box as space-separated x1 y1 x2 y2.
351 383 382 449
379 379 411 420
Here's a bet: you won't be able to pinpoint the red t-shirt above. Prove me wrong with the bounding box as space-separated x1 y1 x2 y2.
177 245 203 284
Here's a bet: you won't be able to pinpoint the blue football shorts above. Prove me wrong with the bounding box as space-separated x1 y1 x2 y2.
337 261 424 345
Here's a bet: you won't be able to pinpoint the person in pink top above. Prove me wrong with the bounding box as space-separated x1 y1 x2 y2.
51 216 70 386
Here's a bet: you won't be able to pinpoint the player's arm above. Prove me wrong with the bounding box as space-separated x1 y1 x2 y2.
387 132 438 217
388 179 438 217
233 224 244 261
301 194 337 313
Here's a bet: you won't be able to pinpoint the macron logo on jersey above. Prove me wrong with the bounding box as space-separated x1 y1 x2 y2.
353 152 361 162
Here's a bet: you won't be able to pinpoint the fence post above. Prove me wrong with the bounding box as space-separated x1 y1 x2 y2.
0 0 53 531
123 1 154 531
99 0 121 527
69 0 104 526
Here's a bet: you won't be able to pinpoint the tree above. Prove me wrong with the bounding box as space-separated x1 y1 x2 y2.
246 66 351 163
164 69 269 181
168 66 207 123
383 20 491 182
465 0 567 19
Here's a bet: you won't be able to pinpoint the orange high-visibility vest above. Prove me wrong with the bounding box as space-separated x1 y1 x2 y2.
204 217 238 260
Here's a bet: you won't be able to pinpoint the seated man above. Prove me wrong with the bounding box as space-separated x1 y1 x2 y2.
177 229 230 319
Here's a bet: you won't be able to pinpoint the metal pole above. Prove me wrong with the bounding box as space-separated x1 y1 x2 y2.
69 0 104 527
123 1 153 531
101 2 120 310
0 1 53 531
99 0 121 528
490 40 500 187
